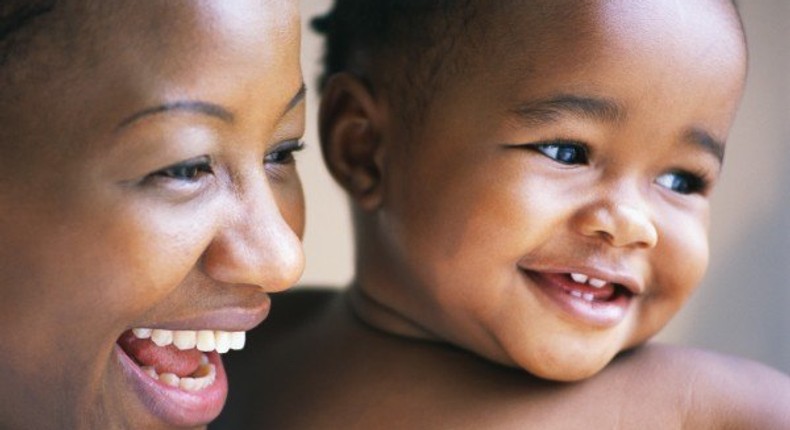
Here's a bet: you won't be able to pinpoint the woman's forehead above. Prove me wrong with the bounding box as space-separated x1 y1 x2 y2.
0 0 301 161
1 0 299 81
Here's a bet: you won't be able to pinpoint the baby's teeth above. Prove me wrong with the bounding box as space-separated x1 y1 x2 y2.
230 331 245 350
172 330 197 350
151 329 174 347
589 278 607 288
570 290 583 299
132 328 152 339
215 331 231 354
582 293 595 302
196 330 216 352
570 273 589 284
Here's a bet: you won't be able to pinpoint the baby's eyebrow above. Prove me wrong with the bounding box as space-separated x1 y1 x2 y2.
685 127 725 164
511 94 626 126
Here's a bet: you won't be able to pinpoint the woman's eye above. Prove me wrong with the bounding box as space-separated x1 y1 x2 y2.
533 141 589 165
656 171 707 195
264 140 305 165
149 157 213 182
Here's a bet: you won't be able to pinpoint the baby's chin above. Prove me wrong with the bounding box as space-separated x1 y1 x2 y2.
494 344 623 382
524 359 610 382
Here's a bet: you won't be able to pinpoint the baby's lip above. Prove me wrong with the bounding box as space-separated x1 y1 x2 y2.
517 263 644 296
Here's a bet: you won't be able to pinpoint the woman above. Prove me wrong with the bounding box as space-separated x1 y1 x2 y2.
0 0 306 428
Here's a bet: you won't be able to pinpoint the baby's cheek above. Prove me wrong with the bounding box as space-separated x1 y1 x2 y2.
662 220 709 298
636 220 709 340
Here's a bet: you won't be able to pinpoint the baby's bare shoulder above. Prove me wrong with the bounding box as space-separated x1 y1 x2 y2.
609 344 790 428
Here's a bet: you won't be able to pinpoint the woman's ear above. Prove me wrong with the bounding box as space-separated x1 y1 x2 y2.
319 73 386 211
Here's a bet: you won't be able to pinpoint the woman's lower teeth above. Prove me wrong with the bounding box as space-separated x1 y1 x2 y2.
142 354 216 392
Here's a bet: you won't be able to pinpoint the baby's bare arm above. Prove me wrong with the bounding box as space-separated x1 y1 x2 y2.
679 350 790 428
608 344 790 429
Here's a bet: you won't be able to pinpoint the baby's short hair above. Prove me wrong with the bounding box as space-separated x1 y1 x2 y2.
312 0 482 124
312 0 743 126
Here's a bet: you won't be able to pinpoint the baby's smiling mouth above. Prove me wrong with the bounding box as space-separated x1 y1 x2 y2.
518 265 642 327
116 328 245 392
561 272 633 302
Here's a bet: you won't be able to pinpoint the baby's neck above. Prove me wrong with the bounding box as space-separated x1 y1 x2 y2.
346 284 440 342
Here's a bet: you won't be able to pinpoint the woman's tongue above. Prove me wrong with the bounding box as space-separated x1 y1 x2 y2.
118 331 203 377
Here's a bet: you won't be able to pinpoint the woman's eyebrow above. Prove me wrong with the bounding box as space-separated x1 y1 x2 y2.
0 3 55 41
115 100 234 131
115 84 306 132
510 94 626 126
283 83 306 116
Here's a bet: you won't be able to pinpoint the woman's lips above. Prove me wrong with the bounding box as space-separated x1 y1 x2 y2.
115 342 228 427
112 304 266 427
522 269 634 328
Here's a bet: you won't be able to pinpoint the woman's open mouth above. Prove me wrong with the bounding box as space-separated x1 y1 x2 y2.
114 327 246 427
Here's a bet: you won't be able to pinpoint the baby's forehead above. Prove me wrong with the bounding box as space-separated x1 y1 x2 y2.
464 0 741 48
436 0 745 92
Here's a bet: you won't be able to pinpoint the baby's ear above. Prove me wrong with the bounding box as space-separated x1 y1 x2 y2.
319 73 386 211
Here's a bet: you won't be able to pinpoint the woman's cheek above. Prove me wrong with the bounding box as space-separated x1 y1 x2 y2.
99 206 219 308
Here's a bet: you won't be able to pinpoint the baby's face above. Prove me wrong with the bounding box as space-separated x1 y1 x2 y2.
373 0 746 380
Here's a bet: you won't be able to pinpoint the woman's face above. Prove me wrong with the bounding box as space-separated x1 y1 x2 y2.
0 1 304 428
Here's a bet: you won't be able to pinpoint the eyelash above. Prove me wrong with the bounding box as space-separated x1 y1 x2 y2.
264 140 305 166
149 156 213 182
655 169 710 195
264 140 305 181
528 139 590 165
525 139 711 195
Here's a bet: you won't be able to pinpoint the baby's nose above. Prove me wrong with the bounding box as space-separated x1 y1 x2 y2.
574 199 658 250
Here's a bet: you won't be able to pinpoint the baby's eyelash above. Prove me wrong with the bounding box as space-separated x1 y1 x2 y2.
656 168 712 195
526 139 590 165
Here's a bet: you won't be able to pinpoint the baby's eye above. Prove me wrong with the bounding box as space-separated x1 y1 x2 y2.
655 170 707 195
264 140 304 166
533 141 589 165
150 157 213 182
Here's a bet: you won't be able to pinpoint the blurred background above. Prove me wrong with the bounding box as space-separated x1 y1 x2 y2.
296 0 789 374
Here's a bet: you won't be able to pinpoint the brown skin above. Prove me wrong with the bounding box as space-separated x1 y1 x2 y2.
336 0 747 382
0 1 305 429
219 290 790 429
220 0 790 428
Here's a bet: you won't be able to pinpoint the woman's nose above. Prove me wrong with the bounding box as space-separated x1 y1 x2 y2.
573 194 659 250
201 179 304 292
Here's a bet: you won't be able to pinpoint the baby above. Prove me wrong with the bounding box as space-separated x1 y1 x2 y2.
216 0 790 428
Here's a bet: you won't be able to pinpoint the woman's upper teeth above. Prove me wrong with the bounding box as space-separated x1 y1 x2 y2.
569 272 608 288
131 328 245 353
